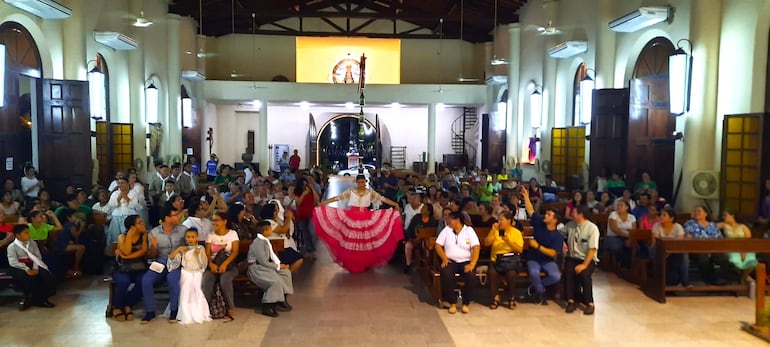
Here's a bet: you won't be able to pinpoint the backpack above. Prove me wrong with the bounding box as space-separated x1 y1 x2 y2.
209 283 229 320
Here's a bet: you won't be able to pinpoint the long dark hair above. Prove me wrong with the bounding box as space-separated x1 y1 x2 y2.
124 214 141 232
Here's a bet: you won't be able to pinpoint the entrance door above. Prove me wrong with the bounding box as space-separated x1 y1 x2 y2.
628 75 676 198
589 88 629 184
36 79 91 196
481 113 506 173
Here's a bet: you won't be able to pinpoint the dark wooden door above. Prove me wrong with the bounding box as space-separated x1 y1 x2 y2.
628 75 676 199
481 113 506 173
37 79 91 197
589 88 629 185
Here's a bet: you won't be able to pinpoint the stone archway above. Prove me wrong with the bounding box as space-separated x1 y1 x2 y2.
316 115 384 170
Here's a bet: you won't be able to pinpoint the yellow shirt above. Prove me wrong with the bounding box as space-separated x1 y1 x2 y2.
490 226 523 262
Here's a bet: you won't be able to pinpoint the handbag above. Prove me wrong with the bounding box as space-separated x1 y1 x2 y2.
209 282 230 320
211 250 231 271
117 256 147 272
494 253 522 274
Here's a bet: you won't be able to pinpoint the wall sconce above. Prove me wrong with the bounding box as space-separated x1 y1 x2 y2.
145 77 160 126
181 86 192 128
669 39 692 116
529 81 543 128
0 44 5 108
87 58 105 120
579 68 595 124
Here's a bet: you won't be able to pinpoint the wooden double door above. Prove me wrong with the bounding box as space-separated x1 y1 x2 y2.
590 74 676 199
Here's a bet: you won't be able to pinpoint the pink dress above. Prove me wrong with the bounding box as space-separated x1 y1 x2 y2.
313 189 403 273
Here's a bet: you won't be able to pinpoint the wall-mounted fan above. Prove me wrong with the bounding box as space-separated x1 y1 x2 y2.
537 159 552 174
690 170 719 199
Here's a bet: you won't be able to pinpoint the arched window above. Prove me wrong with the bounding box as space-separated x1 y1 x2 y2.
572 63 588 126
632 37 674 78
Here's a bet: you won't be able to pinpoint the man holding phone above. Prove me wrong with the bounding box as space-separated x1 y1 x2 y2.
521 186 564 304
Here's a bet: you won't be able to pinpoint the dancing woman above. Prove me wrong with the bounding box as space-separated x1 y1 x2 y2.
314 175 402 273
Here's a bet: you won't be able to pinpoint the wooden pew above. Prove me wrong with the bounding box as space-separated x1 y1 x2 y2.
416 227 438 268
628 229 652 285
644 238 770 303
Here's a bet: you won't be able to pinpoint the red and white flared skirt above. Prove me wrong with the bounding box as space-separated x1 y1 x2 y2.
312 206 403 273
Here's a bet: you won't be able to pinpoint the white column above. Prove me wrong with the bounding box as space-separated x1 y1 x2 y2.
61 0 85 80
258 101 269 175
129 0 147 175
595 0 616 89
166 14 182 159
428 103 437 174
677 0 722 211
506 23 521 166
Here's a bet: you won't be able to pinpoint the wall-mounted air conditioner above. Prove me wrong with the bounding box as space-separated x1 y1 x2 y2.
4 0 71 19
94 32 138 50
547 41 587 59
182 70 206 81
609 6 670 33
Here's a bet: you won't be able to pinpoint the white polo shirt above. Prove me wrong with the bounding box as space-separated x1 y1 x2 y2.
435 225 480 263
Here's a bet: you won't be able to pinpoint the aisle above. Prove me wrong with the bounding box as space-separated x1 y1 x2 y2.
260 175 454 346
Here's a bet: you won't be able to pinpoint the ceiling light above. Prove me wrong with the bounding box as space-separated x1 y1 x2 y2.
345 102 355 109
299 101 310 109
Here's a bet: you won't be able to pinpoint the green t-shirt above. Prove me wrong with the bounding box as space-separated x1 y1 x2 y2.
605 179 626 189
28 223 54 241
634 181 657 194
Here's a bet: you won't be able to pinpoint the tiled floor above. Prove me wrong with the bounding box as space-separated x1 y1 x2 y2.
0 176 765 346
0 244 766 346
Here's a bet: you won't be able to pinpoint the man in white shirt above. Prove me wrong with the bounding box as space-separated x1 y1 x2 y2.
435 211 480 314
563 205 600 315
402 190 423 231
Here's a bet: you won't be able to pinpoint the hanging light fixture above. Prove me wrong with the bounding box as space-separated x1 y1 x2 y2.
181 86 192 128
530 81 543 129
87 58 105 120
0 44 6 108
145 78 159 126
579 68 595 124
669 39 692 116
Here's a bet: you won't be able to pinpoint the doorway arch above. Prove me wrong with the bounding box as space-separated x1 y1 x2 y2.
0 21 42 182
627 36 677 200
316 115 378 170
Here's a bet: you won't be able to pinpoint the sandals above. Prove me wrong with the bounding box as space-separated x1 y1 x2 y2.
124 308 134 321
112 309 126 321
489 299 500 310
507 300 517 310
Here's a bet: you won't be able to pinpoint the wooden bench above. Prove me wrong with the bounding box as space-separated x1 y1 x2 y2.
104 238 284 317
540 202 568 216
231 239 284 297
427 227 541 306
643 238 770 303
628 229 652 285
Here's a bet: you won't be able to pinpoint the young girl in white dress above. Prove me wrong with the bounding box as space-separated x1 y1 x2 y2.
169 229 211 324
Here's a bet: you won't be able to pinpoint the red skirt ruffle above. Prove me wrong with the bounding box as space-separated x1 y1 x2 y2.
312 206 403 273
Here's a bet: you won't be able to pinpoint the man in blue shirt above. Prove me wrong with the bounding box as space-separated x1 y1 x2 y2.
521 186 563 304
206 154 218 181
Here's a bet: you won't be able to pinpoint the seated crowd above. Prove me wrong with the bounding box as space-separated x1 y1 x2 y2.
1 159 768 321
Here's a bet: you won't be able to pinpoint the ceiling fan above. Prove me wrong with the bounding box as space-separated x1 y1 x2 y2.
456 0 480 82
490 0 509 65
525 0 564 36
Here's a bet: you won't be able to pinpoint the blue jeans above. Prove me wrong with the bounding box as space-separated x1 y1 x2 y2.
604 236 630 267
112 270 145 308
141 266 181 313
526 260 561 294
